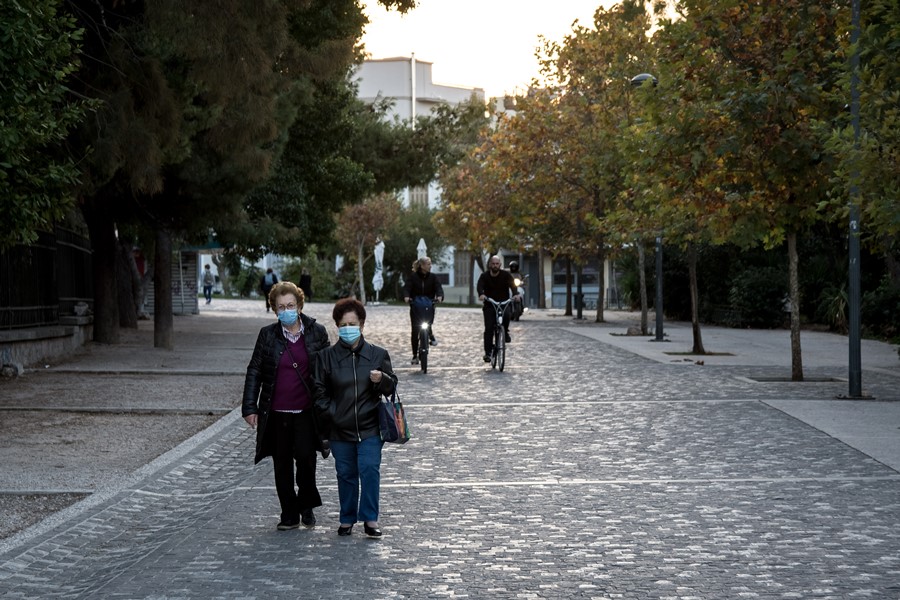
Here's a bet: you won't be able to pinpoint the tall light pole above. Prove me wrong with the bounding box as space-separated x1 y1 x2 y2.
847 0 863 397
630 73 665 342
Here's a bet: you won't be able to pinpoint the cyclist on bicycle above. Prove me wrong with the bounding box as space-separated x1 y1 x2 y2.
476 255 520 363
403 256 443 365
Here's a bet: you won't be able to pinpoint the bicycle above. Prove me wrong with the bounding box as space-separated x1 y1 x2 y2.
410 296 434 373
484 297 514 372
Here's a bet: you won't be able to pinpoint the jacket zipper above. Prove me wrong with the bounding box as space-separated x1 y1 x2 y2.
352 352 361 441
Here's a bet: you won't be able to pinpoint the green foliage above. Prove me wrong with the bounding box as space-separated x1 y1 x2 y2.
861 277 900 342
381 204 449 299
823 0 900 245
815 285 849 333
278 248 336 303
222 83 486 260
728 266 788 329
233 265 263 299
0 0 88 250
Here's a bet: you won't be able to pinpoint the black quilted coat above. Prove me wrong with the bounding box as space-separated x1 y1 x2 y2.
313 336 397 443
242 313 330 464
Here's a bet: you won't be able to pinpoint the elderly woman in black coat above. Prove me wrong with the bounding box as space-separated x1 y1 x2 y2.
242 282 330 531
314 298 397 537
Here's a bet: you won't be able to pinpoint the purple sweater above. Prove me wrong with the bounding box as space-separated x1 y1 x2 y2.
272 338 312 411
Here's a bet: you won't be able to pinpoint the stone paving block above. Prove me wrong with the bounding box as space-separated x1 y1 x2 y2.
0 305 898 599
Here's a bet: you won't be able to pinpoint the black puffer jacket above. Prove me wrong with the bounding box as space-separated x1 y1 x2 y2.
313 336 397 442
242 313 330 463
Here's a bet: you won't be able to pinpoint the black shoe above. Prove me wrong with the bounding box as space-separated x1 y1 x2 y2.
483 354 491 363
429 338 438 346
505 332 511 343
364 523 383 538
301 509 316 528
337 524 354 536
277 518 300 531
411 356 419 365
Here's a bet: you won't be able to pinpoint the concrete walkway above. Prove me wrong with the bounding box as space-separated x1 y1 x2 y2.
0 300 897 599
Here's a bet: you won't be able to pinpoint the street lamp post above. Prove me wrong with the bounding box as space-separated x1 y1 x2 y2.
630 73 665 342
847 0 863 397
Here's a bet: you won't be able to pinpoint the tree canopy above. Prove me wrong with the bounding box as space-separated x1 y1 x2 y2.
0 0 87 250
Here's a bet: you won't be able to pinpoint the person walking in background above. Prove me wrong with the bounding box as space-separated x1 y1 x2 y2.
402 256 443 364
201 264 215 305
313 298 397 538
260 268 279 312
299 268 313 301
242 282 330 531
476 255 519 362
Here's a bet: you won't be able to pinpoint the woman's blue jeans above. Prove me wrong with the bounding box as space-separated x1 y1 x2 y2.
329 436 383 524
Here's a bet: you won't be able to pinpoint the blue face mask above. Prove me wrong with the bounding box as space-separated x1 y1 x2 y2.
277 309 298 326
338 325 361 345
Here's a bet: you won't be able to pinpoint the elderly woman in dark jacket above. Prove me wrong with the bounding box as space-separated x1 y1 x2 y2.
243 282 330 531
314 298 397 537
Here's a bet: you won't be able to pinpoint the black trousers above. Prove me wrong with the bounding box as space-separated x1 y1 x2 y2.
269 411 322 522
409 305 436 355
482 303 510 355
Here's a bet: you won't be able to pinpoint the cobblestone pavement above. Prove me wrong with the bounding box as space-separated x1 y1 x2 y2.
1 301 899 599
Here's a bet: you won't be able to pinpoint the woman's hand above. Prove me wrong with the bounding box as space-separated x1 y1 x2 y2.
370 370 382 383
244 414 258 429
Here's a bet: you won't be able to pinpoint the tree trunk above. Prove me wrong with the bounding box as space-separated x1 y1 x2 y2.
688 244 705 354
638 242 648 335
82 204 120 344
357 240 367 304
595 246 605 323
212 254 230 298
116 238 140 328
787 232 803 381
153 228 173 350
564 257 573 316
537 248 546 309
575 262 584 320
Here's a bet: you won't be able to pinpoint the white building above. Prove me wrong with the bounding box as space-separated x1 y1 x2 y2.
354 56 485 302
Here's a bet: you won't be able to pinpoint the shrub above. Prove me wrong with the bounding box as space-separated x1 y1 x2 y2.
861 278 900 342
728 266 788 328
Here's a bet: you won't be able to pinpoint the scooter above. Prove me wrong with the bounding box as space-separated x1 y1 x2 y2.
511 273 528 321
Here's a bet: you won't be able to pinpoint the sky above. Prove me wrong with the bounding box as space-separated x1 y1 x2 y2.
360 0 616 99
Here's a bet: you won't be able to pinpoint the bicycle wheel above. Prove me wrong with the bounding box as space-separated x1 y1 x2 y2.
498 341 506 372
491 327 500 369
419 329 429 373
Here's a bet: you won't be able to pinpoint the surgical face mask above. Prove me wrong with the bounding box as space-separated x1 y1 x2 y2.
277 309 298 326
338 325 361 345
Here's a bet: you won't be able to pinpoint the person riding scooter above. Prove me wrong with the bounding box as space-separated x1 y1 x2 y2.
508 261 528 321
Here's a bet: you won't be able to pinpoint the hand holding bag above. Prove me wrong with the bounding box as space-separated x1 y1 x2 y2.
378 389 410 444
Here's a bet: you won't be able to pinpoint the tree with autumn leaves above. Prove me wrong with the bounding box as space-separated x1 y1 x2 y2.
641 0 846 379
438 2 654 323
439 0 883 380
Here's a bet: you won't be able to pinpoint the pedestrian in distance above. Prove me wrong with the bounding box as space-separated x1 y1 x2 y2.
299 268 313 301
260 268 279 312
313 298 397 538
242 282 330 531
476 255 520 362
402 256 443 364
201 264 215 305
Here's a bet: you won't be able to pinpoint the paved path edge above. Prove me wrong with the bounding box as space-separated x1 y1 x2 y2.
0 407 242 558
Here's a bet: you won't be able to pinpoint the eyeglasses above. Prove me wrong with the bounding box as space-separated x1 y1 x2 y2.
277 303 297 312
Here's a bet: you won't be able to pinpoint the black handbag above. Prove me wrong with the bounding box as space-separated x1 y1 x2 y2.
378 389 410 444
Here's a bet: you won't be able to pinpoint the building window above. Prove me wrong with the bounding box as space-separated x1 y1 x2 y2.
408 185 429 208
